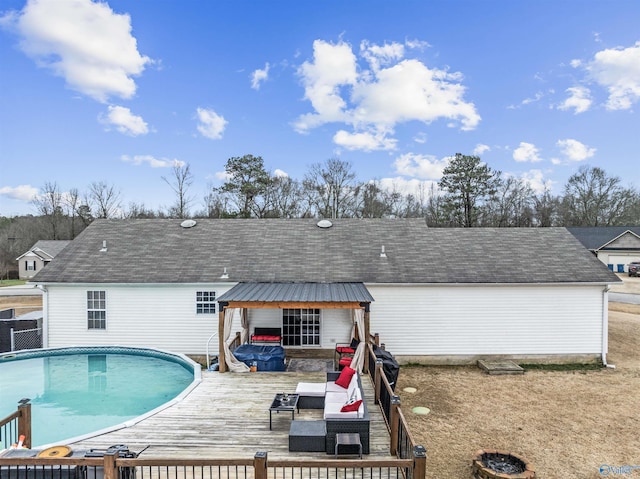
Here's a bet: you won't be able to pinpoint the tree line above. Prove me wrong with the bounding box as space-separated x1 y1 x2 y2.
1 154 639 278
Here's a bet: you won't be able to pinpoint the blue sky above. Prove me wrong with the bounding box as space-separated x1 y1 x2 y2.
1 0 639 216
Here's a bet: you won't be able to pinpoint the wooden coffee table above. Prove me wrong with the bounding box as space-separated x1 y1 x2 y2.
269 393 299 430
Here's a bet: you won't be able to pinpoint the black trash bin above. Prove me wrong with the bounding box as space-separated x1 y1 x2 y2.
372 345 400 391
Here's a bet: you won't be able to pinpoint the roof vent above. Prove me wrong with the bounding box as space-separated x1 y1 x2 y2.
317 219 333 228
220 267 229 279
180 219 197 228
100 240 108 253
380 245 387 258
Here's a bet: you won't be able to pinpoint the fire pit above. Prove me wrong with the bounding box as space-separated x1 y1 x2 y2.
472 450 535 478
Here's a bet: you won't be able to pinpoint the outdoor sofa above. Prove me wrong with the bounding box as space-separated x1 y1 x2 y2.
294 368 370 454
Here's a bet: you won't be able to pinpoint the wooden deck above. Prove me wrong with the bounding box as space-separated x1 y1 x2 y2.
69 370 392 460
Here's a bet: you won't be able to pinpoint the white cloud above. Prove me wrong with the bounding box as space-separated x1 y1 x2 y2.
0 184 39 201
294 39 480 150
196 107 227 140
121 155 184 168
556 139 596 162
558 86 592 114
519 169 554 194
513 142 542 163
214 170 231 181
393 153 448 180
413 132 427 144
1 0 151 102
333 129 397 151
273 169 289 178
294 40 358 132
583 41 640 110
360 40 405 71
378 177 440 199
102 105 149 136
473 144 490 156
251 62 270 90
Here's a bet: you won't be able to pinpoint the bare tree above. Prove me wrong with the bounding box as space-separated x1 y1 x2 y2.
303 158 359 218
88 181 122 219
561 165 637 226
267 176 306 218
162 163 194 219
32 181 65 239
484 176 535 227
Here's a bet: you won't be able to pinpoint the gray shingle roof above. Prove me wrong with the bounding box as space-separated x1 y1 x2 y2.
32 218 619 285
29 240 72 259
567 227 640 250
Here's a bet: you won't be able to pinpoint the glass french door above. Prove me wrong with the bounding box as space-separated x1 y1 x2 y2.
282 308 321 346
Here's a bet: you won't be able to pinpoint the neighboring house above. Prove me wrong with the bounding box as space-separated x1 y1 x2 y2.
31 219 620 365
567 227 640 273
16 240 71 280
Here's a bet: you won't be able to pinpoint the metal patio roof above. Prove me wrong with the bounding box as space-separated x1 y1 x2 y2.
217 282 374 304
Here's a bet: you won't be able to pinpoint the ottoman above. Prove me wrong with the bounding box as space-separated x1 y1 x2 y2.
288 420 326 452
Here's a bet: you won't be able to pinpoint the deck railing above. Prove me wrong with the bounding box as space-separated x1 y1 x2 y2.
367 343 422 466
0 401 31 450
0 451 423 479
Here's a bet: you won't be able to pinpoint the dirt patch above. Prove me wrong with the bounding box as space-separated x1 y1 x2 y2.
0 295 42 316
399 303 640 479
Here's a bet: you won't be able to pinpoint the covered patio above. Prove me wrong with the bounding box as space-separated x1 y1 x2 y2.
217 282 374 374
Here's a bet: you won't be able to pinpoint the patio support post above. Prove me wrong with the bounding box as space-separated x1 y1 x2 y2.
254 451 267 479
362 302 370 374
218 304 227 373
374 358 383 405
17 401 31 449
389 394 401 456
413 445 427 479
102 451 117 479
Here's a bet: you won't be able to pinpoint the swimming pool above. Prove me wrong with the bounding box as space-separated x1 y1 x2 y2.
0 346 201 447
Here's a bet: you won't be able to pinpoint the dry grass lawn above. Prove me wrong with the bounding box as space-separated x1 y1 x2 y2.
399 279 640 478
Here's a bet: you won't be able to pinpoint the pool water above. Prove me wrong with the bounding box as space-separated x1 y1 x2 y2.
0 352 195 447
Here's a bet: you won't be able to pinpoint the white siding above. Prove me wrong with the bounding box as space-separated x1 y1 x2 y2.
46 283 236 355
45 282 607 360
366 284 605 357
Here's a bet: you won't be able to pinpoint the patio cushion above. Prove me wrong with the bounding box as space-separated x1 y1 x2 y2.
334 366 356 389
295 382 326 397
341 398 363 412
335 346 355 354
324 399 364 419
251 335 281 341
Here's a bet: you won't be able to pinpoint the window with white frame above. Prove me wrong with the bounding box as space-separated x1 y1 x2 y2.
282 308 321 346
87 290 106 329
25 260 36 271
196 291 216 314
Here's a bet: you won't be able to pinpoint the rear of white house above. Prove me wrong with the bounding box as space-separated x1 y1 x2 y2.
34 219 619 364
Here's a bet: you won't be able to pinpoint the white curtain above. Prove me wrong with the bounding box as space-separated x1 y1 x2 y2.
223 308 249 372
349 308 366 373
240 309 249 344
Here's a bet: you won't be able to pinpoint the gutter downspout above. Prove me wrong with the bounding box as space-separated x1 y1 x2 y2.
37 284 48 348
602 285 615 369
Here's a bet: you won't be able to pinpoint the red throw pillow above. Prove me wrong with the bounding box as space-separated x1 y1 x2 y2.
341 398 363 412
335 366 356 389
